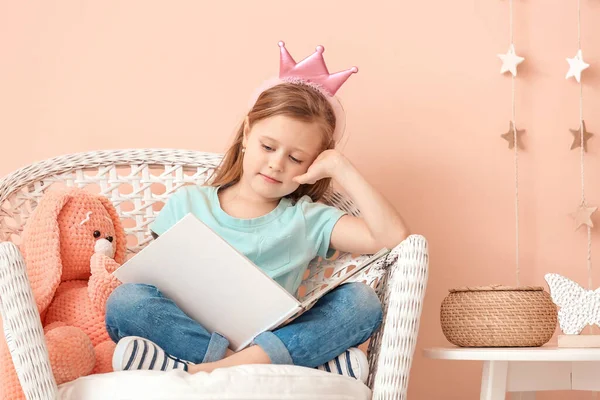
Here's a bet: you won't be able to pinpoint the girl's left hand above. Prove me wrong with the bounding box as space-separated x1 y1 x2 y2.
292 150 348 185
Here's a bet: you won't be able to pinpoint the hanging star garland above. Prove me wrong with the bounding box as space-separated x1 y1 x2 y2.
498 44 525 77
569 120 593 152
566 49 590 83
570 203 597 230
500 121 525 149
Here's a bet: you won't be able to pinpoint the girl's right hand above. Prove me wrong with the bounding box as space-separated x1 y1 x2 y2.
292 149 348 185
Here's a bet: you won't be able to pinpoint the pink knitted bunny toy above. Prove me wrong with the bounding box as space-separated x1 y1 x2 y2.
0 188 126 399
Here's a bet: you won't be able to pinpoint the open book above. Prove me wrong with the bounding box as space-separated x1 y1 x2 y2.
282 246 389 325
113 213 389 351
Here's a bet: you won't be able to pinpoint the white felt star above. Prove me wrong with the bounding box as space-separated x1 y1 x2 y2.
566 49 590 83
497 44 525 77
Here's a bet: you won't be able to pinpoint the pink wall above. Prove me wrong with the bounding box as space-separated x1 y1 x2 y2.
2 1 600 398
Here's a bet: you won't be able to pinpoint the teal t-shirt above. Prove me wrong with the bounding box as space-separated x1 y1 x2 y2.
150 185 346 296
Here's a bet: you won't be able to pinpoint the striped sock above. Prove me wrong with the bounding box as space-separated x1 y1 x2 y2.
315 348 369 383
112 336 191 372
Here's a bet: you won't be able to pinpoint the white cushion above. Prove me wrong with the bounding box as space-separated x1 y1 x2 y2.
57 364 371 400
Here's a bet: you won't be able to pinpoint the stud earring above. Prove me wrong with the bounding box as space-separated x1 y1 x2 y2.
241 147 246 153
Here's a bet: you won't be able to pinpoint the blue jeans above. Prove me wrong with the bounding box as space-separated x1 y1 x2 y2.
105 282 383 367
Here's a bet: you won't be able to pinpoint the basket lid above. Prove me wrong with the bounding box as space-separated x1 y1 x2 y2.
449 284 545 293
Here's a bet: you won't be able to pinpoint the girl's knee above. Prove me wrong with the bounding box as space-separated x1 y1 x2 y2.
105 283 159 343
106 283 157 319
339 282 383 324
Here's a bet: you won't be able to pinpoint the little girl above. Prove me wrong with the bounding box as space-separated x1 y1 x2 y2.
105 42 409 383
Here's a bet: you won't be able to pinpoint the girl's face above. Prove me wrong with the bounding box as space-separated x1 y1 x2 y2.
242 115 324 200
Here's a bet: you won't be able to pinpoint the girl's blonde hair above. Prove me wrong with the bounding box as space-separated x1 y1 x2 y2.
208 83 337 202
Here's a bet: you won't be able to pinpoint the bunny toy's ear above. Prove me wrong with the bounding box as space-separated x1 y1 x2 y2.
97 195 127 264
20 189 72 315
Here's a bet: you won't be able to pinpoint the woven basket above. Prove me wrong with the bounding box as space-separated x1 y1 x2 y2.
440 285 557 347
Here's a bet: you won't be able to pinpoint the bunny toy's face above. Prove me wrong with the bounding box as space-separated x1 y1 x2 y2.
57 196 118 281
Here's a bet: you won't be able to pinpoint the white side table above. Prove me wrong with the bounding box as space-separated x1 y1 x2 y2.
423 346 600 399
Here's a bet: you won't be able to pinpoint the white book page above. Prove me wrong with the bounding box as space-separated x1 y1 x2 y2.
113 213 301 351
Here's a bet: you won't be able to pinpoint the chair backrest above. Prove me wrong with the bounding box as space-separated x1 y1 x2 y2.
0 149 386 301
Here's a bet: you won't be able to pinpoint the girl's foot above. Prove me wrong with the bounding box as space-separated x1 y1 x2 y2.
112 336 192 372
315 348 369 383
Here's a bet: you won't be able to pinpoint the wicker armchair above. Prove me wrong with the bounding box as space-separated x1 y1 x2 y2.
0 149 429 400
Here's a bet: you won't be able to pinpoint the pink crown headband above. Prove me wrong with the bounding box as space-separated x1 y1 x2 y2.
248 41 358 142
